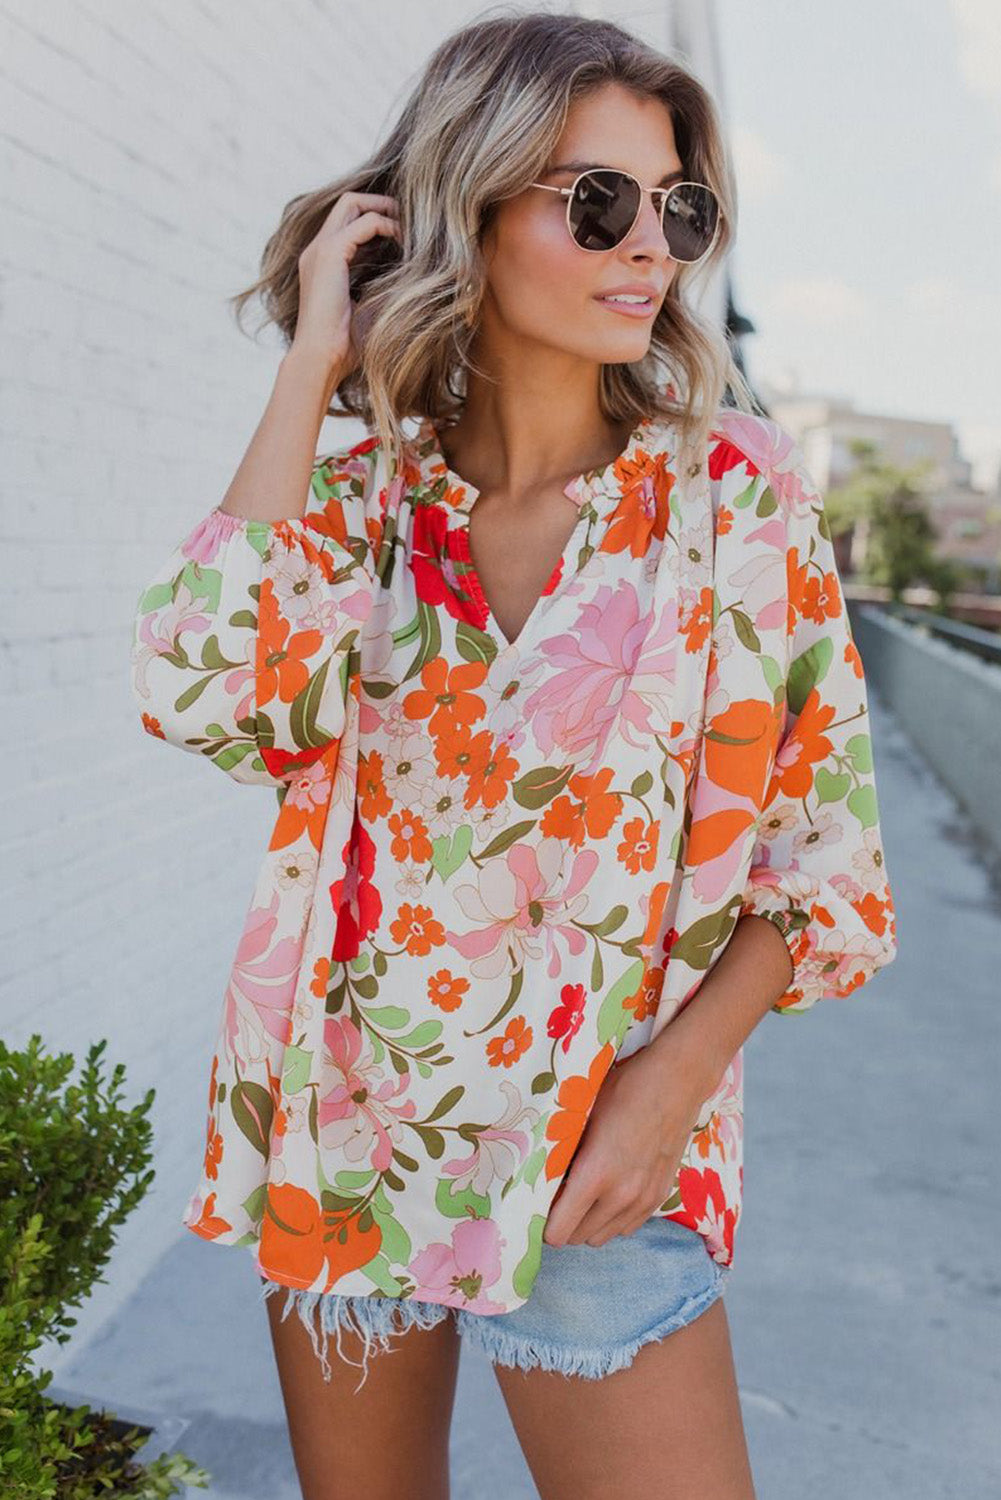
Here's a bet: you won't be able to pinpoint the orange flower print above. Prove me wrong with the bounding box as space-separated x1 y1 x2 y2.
486 1015 533 1069
259 1181 382 1292
625 963 664 1022
845 635 864 679
681 586 714 653
428 969 469 1012
186 1191 233 1242
544 1042 616 1180
801 569 843 626
358 748 393 821
403 656 487 738
769 687 835 802
256 581 324 711
388 807 434 864
204 1115 223 1181
462 730 518 810
602 445 674 557
785 547 810 636
390 902 447 957
704 698 785 805
617 815 659 874
715 503 734 536
540 766 622 847
141 712 165 739
434 719 475 780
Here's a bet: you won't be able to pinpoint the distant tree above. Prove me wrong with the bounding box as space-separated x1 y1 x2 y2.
825 438 961 608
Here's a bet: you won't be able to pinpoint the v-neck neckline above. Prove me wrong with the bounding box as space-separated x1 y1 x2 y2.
412 413 656 654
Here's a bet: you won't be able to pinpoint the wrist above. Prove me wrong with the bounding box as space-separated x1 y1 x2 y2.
280 341 346 399
645 995 731 1107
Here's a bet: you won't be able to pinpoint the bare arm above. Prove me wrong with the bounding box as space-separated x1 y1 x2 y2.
217 187 401 524
217 346 347 523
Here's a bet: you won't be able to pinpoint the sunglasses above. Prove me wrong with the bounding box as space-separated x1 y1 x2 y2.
530 168 722 263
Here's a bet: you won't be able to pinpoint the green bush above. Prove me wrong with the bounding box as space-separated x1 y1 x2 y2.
0 1034 210 1496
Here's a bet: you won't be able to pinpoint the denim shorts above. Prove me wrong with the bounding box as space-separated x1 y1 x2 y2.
258 1214 729 1393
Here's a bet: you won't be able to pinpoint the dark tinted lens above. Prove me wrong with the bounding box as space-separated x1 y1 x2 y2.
567 170 641 250
663 183 719 262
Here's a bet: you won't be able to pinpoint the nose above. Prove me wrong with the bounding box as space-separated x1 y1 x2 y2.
623 192 674 263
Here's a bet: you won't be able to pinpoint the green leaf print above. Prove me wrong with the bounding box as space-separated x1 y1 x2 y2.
669 899 743 971
596 957 646 1047
281 1045 312 1095
365 1004 411 1028
786 636 834 716
814 767 852 805
137 580 174 614
847 783 879 829
239 520 271 560
731 608 762 654
755 483 777 517
512 1213 547 1299
179 560 224 610
230 1080 274 1159
289 652 343 750
759 654 785 700
455 619 499 666
846 732 873 773
512 765 575 811
478 820 537 860
214 741 264 776
435 1175 492 1221
432 824 473 879
731 477 760 510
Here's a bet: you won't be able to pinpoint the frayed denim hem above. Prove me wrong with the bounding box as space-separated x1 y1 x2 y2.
455 1265 729 1381
258 1277 452 1393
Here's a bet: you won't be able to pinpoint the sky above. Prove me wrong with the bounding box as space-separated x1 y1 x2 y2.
712 0 1000 489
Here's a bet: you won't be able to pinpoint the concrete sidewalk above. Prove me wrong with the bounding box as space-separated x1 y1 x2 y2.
51 693 1001 1497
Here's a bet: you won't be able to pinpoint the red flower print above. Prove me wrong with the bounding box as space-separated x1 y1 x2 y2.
329 808 383 960
546 983 586 1053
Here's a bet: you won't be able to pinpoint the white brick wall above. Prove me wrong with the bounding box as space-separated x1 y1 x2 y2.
0 0 483 1369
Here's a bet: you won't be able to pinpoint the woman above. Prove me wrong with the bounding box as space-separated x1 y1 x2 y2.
130 12 898 1499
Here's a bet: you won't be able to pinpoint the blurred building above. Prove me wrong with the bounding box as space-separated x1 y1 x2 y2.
759 387 1001 589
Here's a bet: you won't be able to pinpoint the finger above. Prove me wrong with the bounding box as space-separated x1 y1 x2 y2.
543 1180 600 1247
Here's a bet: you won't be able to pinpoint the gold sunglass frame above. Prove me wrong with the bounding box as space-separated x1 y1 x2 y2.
530 169 723 263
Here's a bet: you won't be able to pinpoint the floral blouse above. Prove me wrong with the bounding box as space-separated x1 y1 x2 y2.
129 407 898 1311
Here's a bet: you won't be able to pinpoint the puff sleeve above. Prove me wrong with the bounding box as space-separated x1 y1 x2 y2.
738 441 898 1014
129 445 378 789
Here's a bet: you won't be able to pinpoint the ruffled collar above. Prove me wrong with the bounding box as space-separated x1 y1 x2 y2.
411 413 660 519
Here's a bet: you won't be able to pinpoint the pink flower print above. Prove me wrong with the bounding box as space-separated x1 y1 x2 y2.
281 754 335 814
409 1215 508 1312
525 582 670 766
318 1015 416 1172
725 548 788 633
220 633 256 726
132 578 213 699
441 1079 540 1196
181 507 243 566
447 836 599 981
223 891 304 1062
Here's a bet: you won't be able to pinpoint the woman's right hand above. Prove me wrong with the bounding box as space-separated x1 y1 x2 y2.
290 191 401 379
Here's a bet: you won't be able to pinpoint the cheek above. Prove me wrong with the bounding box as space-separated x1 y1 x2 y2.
490 210 592 323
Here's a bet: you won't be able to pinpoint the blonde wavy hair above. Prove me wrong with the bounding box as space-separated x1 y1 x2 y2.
230 4 764 476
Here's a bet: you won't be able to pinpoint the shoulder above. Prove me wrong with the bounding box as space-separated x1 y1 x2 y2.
706 409 824 527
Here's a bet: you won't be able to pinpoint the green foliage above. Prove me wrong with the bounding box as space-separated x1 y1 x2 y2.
826 438 964 606
0 1035 210 1496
